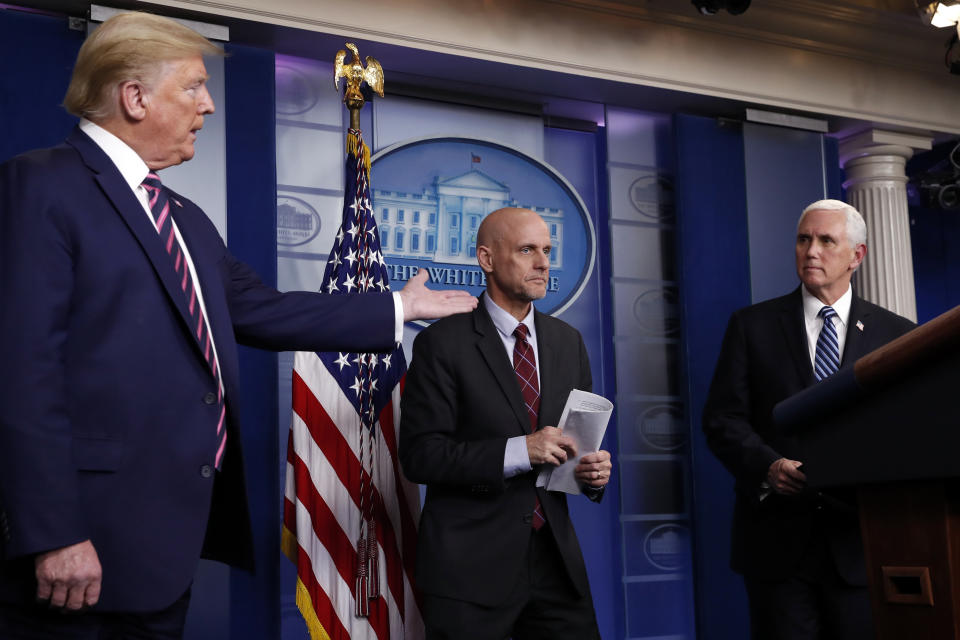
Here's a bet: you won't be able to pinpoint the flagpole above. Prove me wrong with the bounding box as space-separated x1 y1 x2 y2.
285 41 423 640
334 42 385 619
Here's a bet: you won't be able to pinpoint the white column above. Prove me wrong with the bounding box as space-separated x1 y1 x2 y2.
840 130 932 323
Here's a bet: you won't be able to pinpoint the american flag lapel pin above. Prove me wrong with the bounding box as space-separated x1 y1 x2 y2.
172 198 183 208
856 320 864 332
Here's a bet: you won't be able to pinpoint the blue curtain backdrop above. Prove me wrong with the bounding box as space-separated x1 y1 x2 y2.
224 42 280 640
675 113 753 640
0 9 82 160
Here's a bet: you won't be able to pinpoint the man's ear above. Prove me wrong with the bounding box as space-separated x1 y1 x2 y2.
476 245 493 273
850 243 866 271
118 81 148 121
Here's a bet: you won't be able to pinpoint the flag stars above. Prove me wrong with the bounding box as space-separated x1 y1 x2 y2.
342 277 357 293
334 352 351 371
344 249 358 268
346 223 360 241
325 280 339 294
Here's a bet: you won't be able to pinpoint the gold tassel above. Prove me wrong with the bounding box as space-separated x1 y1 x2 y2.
345 130 372 174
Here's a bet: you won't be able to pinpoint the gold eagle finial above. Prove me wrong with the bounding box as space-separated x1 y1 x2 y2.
334 42 384 101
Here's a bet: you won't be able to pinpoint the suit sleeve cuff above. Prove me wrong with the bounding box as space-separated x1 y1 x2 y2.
503 436 532 478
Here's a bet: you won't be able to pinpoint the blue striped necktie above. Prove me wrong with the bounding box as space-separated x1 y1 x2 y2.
814 306 841 381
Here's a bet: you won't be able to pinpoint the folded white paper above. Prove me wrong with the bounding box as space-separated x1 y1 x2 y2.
536 389 613 495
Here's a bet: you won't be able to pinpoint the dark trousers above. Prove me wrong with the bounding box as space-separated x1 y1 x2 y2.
423 525 600 640
744 532 874 640
0 587 192 640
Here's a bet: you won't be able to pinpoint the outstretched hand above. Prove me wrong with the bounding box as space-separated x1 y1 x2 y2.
397 269 478 322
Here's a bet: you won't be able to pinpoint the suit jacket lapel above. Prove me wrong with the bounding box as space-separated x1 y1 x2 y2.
841 294 871 365
473 297 534 436
67 128 217 377
168 196 240 397
778 288 815 386
534 310 561 429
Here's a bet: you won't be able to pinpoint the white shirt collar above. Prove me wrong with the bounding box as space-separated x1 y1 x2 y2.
483 293 536 342
801 283 852 327
79 118 151 192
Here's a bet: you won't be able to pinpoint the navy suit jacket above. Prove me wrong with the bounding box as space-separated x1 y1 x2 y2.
702 288 914 583
399 297 598 608
0 127 396 611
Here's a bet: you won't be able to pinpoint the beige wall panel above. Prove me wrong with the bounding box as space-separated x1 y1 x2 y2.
154 0 960 134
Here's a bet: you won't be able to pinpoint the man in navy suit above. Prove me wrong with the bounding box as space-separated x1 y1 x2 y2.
400 207 612 639
703 199 914 640
0 12 475 638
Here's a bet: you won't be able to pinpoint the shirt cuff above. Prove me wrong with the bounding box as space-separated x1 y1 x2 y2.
391 292 404 344
503 436 532 478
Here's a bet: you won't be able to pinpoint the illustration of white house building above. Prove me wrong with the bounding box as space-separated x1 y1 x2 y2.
373 169 564 269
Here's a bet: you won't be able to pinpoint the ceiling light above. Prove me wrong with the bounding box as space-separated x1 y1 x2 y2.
918 1 960 28
691 0 751 16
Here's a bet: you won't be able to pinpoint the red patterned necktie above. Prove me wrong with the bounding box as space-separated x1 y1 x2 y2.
141 173 227 470
513 323 545 530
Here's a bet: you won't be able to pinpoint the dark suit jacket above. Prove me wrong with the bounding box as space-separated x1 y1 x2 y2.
0 127 396 611
702 287 914 583
399 297 595 608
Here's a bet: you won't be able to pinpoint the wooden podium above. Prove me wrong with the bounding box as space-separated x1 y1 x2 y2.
774 306 960 639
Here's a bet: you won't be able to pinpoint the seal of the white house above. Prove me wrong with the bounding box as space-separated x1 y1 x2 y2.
370 137 596 320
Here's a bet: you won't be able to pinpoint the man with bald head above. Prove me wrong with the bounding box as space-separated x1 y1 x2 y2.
400 207 611 639
703 199 914 639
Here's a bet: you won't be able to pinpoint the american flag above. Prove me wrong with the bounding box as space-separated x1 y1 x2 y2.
282 128 424 640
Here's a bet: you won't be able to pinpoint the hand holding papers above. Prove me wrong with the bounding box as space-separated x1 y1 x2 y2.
536 389 614 494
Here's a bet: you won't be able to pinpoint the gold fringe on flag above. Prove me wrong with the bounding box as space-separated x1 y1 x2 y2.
296 578 333 640
282 526 334 640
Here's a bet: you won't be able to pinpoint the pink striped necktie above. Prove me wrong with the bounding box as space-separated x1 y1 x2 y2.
513 323 545 530
141 173 227 470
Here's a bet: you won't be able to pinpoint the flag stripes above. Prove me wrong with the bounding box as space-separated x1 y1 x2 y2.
284 357 421 640
288 369 406 614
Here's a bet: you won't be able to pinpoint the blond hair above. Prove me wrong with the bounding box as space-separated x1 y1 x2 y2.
63 12 222 120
